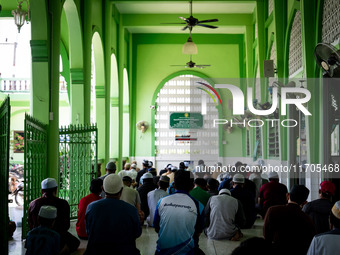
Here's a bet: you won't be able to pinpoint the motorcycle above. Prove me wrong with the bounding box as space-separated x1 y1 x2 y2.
8 174 24 206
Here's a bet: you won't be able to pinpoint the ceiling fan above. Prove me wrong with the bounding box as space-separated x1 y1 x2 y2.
314 42 340 77
171 55 210 69
162 0 218 32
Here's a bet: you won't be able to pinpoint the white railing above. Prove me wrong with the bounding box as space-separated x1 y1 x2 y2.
0 78 30 91
0 77 68 92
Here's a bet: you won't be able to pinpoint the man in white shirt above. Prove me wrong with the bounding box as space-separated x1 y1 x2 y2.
146 175 170 227
307 200 340 255
118 163 131 179
128 163 138 181
204 189 245 240
120 177 141 209
154 170 204 254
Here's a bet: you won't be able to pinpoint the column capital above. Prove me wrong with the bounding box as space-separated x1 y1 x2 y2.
30 40 48 62
70 68 84 84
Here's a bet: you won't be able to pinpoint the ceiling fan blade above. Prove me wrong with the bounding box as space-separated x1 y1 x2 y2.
198 19 219 23
182 25 189 31
161 22 187 24
197 24 218 29
179 17 188 21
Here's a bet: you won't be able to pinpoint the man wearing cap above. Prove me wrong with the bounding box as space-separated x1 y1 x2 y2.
99 161 116 197
136 159 149 188
162 165 177 184
159 164 172 176
230 174 256 228
307 200 340 255
128 163 138 181
218 162 255 196
76 178 103 239
146 175 170 227
28 178 80 254
85 174 141 255
303 180 335 234
263 185 316 255
26 206 60 255
258 171 288 217
100 161 117 180
138 172 157 220
154 170 204 254
204 189 245 241
118 162 131 179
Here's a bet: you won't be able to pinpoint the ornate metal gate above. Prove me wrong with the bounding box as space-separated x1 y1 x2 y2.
0 97 10 253
22 114 48 239
59 124 98 219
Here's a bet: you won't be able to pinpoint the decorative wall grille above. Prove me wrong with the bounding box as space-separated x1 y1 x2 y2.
246 129 250 156
268 0 274 16
22 114 48 239
255 126 262 159
268 121 280 158
322 0 340 43
270 42 276 63
59 124 97 219
155 75 218 161
289 11 303 77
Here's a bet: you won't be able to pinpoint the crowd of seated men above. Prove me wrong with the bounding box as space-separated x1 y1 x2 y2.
23 160 340 255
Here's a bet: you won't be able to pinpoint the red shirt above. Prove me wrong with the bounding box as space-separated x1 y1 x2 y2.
76 193 102 238
259 180 287 215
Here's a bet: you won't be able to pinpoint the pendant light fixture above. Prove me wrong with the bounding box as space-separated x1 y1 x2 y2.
12 0 30 33
182 35 197 55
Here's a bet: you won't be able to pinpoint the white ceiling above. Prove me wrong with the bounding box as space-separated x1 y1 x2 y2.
115 1 256 14
126 26 246 34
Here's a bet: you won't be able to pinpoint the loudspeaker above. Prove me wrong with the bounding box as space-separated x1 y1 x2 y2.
263 60 275 77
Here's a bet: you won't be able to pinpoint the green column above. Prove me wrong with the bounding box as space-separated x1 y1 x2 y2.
301 0 319 164
117 17 125 170
110 98 120 160
96 87 106 161
104 0 112 163
30 0 49 124
30 40 49 124
274 0 288 161
70 68 84 124
83 0 92 124
48 0 62 180
256 1 268 160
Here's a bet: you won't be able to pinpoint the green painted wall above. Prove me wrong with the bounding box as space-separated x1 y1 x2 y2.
134 42 242 157
0 0 329 179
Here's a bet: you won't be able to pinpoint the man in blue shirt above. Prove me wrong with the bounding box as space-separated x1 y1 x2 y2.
25 206 60 255
85 174 142 255
154 170 204 255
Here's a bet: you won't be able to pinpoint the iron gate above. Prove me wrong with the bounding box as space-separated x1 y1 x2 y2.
22 114 48 239
59 124 98 219
0 97 10 253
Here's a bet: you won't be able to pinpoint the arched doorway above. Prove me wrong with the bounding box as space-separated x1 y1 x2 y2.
153 74 219 170
62 0 84 124
91 32 106 162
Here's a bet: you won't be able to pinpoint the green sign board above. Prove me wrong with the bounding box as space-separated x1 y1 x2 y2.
169 112 204 129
